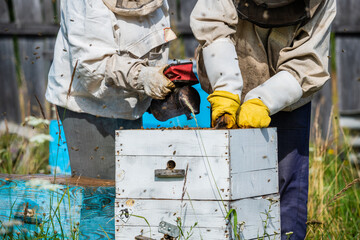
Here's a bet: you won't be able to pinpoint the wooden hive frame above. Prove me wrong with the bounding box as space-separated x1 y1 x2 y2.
115 128 281 240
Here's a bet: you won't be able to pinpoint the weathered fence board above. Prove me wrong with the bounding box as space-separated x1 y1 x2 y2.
168 0 198 58
0 0 21 123
13 0 48 118
333 0 360 34
334 0 360 161
310 80 333 139
0 0 59 123
43 0 57 25
336 36 360 114
334 0 360 113
0 23 59 36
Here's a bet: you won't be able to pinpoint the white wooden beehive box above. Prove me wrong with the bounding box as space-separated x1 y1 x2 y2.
115 128 280 240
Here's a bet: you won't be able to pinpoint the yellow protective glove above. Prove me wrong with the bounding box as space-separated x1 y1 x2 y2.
207 91 240 129
237 98 271 128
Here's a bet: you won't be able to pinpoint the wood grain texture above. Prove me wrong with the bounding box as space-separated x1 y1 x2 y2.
42 0 56 24
115 199 228 228
116 225 230 240
0 0 21 123
116 130 229 157
79 187 115 240
311 80 333 139
0 174 115 187
116 156 230 200
116 129 280 239
0 178 83 235
0 23 59 36
0 37 21 123
114 195 280 240
230 194 281 239
336 36 360 113
13 0 42 24
0 0 9 22
229 129 278 199
0 0 59 123
333 0 360 33
229 128 277 173
14 1 46 117
17 37 46 116
231 168 278 200
0 176 116 239
116 129 278 200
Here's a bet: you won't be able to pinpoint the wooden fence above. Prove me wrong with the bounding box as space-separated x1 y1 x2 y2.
0 0 59 124
333 0 360 114
333 0 360 158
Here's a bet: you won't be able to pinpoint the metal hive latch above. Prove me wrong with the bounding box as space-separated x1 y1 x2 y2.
158 221 180 238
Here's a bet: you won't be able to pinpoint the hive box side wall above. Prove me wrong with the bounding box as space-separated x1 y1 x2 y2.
116 156 230 200
115 130 229 157
115 129 280 240
230 128 279 200
231 194 281 239
115 196 280 239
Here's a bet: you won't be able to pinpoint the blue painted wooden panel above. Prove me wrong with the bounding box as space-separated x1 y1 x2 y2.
0 177 115 239
0 178 82 238
79 187 115 239
49 120 71 175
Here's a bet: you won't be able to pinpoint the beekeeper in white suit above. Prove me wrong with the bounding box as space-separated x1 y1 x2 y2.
46 0 177 179
190 0 336 239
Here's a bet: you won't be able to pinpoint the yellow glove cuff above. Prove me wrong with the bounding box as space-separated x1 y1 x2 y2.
237 98 271 128
207 91 240 128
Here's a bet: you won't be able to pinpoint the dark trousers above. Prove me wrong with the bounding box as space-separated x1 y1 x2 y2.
57 106 142 180
269 103 311 240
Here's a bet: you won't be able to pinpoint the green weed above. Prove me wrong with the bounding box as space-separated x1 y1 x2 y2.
177 217 198 240
0 117 51 174
306 109 360 239
0 186 81 240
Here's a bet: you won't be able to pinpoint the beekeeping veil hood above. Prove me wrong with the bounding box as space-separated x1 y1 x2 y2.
102 0 164 16
236 0 324 28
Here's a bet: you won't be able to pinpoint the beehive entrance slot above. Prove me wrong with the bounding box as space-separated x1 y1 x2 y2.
167 160 176 170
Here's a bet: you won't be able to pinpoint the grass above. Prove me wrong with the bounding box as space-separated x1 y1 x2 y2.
1 100 359 239
306 107 360 239
0 117 81 239
0 184 81 240
0 118 50 175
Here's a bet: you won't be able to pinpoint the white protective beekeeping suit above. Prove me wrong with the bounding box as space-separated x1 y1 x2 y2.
46 0 177 120
190 0 336 115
